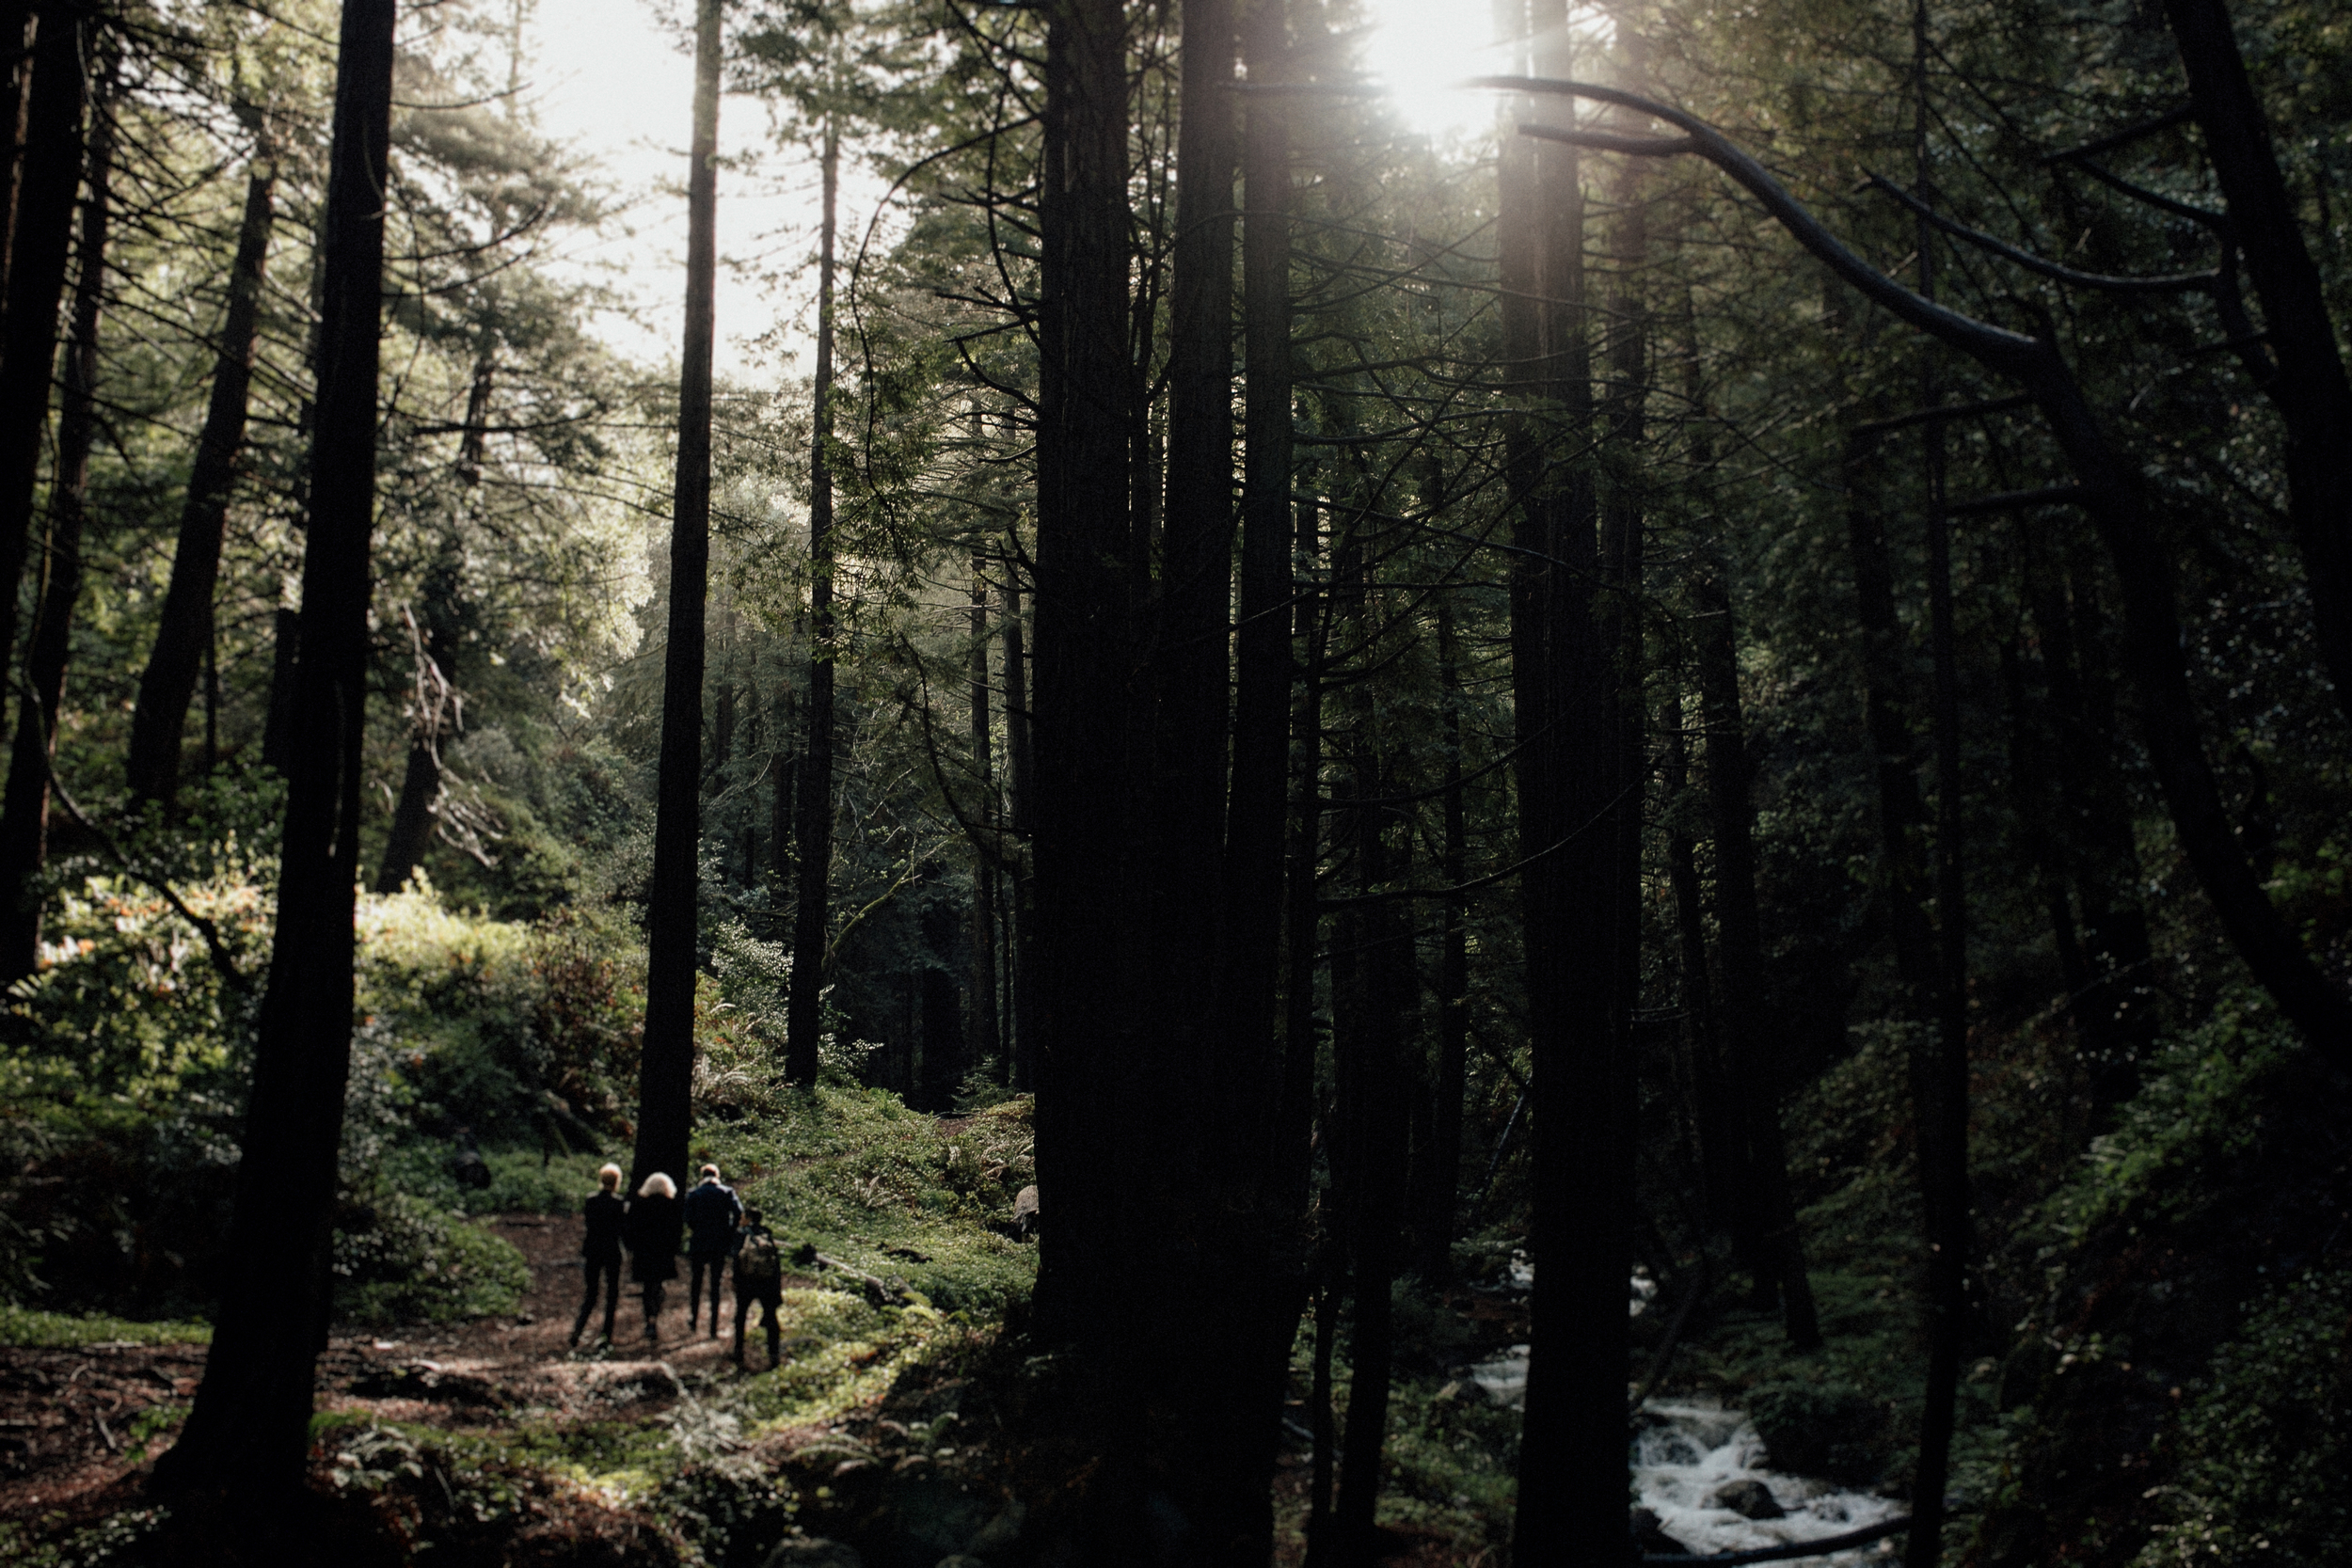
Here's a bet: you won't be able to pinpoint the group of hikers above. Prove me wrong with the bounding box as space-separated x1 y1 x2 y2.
571 1162 787 1366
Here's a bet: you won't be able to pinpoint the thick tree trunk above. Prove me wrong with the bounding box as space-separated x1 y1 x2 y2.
785 123 838 1087
153 0 396 1503
0 57 107 983
0 1 88 685
634 0 721 1194
1511 11 1630 1564
1696 570 1821 1351
967 564 999 1069
2160 0 2352 722
126 150 277 809
1029 0 1137 1363
1906 43 1975 1556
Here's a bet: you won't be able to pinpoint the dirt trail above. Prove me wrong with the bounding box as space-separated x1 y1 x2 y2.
0 1214 818 1528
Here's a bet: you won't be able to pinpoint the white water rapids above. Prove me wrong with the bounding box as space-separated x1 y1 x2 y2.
1632 1398 1905 1561
1462 1344 1904 1564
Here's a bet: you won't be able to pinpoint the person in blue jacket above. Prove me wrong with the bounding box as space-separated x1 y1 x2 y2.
681 1163 743 1338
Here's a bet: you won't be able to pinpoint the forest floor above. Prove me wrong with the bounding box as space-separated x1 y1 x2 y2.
0 1218 1531 1566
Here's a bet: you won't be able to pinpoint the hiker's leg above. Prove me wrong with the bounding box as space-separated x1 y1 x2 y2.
599 1259 619 1340
762 1291 782 1364
688 1255 705 1325
572 1258 597 1342
733 1291 750 1363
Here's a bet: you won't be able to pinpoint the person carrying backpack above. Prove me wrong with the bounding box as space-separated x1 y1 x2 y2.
732 1207 785 1368
682 1162 743 1338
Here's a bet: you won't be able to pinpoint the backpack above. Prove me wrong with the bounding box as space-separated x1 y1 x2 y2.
736 1228 783 1288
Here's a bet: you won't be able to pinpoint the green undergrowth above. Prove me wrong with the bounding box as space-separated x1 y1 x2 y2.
689 1086 1039 1317
0 1303 212 1347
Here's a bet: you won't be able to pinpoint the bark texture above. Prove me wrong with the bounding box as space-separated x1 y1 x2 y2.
155 0 396 1502
0 55 108 983
634 0 722 1194
127 148 277 809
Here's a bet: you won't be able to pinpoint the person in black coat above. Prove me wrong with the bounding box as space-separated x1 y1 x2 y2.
624 1170 683 1342
681 1162 743 1338
569 1162 628 1347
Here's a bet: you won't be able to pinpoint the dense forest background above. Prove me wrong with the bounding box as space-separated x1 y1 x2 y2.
0 0 2347 1563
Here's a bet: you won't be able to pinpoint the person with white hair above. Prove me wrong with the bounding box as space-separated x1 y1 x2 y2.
623 1169 684 1342
568 1162 628 1347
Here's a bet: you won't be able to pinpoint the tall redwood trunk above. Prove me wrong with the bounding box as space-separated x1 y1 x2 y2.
1511 8 1629 1563
0 53 108 983
154 0 396 1503
126 147 277 808
1906 23 1975 1556
1696 569 1820 1350
785 122 837 1086
1028 0 1142 1541
0 1 88 683
634 0 721 1193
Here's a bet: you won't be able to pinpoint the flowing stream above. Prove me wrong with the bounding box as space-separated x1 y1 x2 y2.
1631 1398 1905 1562
1462 1345 1903 1564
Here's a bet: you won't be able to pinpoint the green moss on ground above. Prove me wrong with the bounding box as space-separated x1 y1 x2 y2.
0 1305 211 1347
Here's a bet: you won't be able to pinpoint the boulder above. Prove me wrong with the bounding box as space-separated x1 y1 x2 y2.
1630 1507 1688 1555
762 1540 864 1568
1710 1479 1785 1521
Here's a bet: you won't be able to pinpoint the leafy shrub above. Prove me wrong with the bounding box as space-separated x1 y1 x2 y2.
2135 1265 2352 1566
332 1191 531 1324
1747 1381 1890 1487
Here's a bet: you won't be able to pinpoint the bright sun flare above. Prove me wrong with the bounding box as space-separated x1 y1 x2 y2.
1356 0 1615 143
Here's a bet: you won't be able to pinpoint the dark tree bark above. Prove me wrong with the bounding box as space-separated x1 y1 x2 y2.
126 146 277 809
1326 546 1411 1568
1664 691 1735 1230
153 0 396 1502
967 563 999 1069
2160 0 2352 721
1695 569 1821 1350
1496 67 2352 1053
1415 596 1469 1284
377 355 489 894
1905 40 1975 1554
1001 572 1036 1090
1509 13 1632 1564
2031 547 2154 1111
0 1 88 683
0 2 34 304
1998 633 2092 1021
785 121 838 1087
0 53 108 984
634 0 722 1194
374 555 464 893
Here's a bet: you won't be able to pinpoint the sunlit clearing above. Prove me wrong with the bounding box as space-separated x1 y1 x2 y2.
1356 0 1618 144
